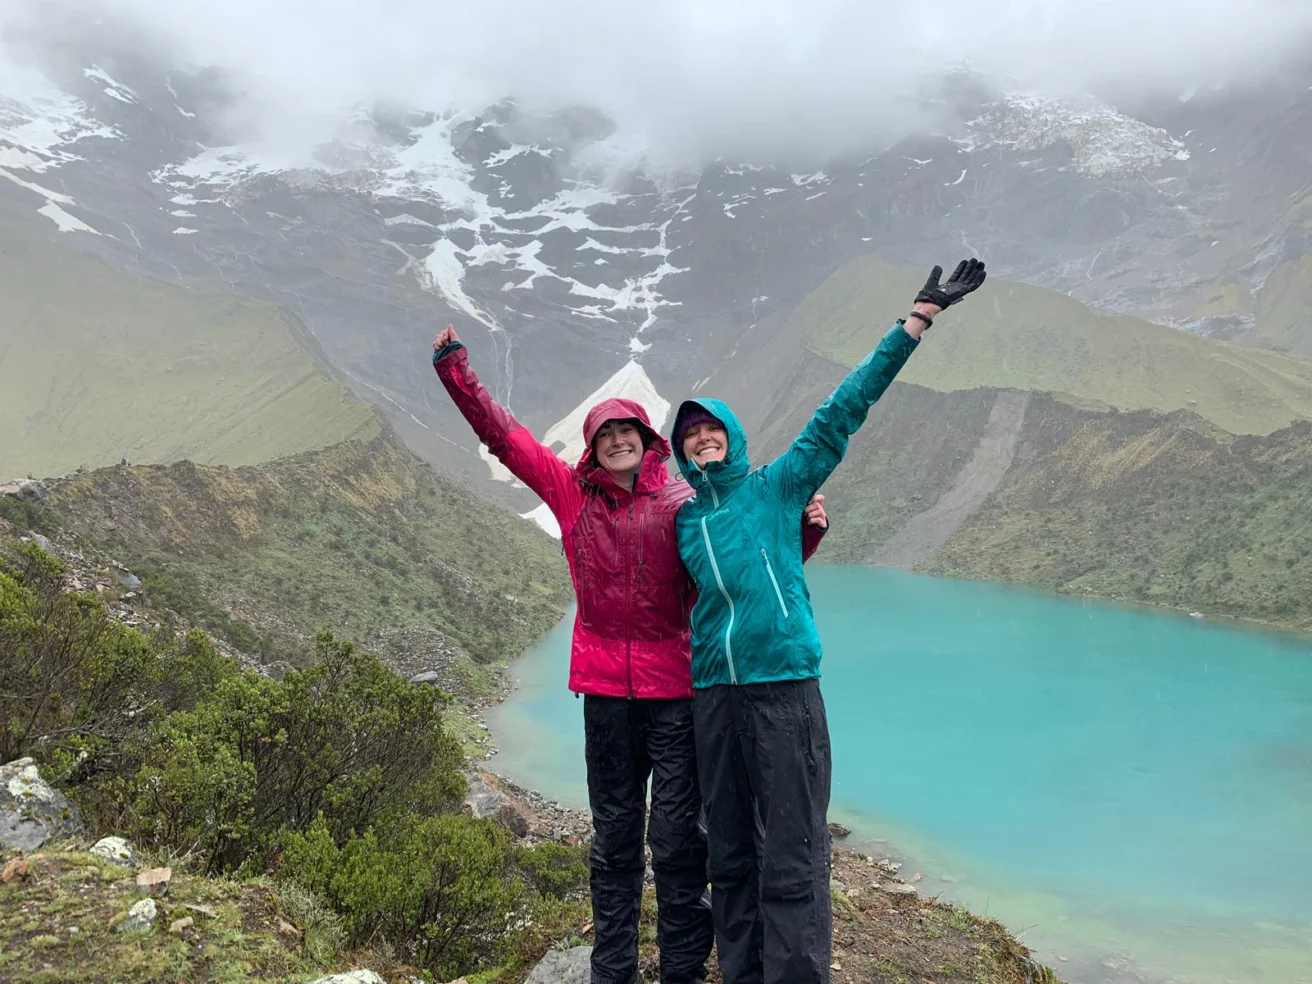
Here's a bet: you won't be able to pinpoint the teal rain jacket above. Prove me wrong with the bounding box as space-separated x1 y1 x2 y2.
672 321 919 689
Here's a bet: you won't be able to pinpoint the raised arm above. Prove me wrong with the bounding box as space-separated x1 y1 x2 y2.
764 259 986 505
432 324 579 520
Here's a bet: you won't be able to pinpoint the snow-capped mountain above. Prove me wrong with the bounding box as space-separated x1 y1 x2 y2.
3 24 1310 519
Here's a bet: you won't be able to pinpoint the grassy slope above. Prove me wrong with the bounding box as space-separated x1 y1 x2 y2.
0 847 1058 984
794 374 1312 630
0 849 413 984
743 357 1312 629
926 413 1312 628
800 253 1312 435
0 232 378 478
43 431 571 690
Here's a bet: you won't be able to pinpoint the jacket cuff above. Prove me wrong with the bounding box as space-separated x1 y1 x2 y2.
889 319 920 349
433 341 466 365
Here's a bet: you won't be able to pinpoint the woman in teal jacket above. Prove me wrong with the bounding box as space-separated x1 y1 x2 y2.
669 259 987 984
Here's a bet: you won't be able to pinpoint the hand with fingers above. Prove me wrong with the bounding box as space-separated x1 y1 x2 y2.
805 493 829 529
905 258 986 338
432 323 461 362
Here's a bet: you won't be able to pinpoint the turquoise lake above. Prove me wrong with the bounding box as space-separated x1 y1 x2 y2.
485 565 1312 984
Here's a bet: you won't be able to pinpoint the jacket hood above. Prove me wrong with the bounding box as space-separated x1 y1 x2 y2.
578 398 672 492
671 398 750 492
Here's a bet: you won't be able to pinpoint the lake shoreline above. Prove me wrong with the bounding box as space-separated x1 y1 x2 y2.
914 560 1312 642
906 562 1312 644
474 564 1312 984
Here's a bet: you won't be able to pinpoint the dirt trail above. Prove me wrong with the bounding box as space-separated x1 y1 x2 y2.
870 389 1030 568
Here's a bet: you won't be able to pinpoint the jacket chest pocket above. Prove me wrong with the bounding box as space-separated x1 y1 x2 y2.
759 546 789 619
634 500 682 586
571 503 627 581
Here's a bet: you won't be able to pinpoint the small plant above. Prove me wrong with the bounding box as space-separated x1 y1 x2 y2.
276 879 346 965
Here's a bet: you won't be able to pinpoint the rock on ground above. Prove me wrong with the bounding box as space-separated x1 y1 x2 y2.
121 897 157 932
0 478 47 503
525 945 592 984
304 972 386 984
0 758 84 851
89 836 137 866
464 771 591 845
465 772 533 839
495 800 532 838
1 856 30 883
136 866 172 895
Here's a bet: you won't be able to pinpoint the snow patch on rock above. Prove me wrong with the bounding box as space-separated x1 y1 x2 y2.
38 200 99 233
965 91 1189 176
541 360 671 470
520 502 561 539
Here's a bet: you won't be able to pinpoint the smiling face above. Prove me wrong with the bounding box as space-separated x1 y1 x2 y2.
681 420 729 467
593 419 645 486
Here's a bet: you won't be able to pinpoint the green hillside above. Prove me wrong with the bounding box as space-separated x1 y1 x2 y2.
926 413 1312 629
775 372 1312 632
799 253 1312 435
0 233 378 478
38 431 571 691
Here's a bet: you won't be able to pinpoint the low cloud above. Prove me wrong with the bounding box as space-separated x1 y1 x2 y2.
5 0 1312 166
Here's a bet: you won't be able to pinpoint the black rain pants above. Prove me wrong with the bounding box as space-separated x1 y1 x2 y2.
584 695 715 984
693 679 833 984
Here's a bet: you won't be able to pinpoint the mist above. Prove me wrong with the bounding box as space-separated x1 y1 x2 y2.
5 0 1312 167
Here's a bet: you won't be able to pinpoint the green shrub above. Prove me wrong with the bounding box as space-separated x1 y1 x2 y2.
123 632 466 873
1 528 579 982
0 496 62 536
516 841 589 901
0 544 226 770
283 812 525 978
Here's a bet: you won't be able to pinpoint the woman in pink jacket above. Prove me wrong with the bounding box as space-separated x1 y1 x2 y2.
432 324 828 984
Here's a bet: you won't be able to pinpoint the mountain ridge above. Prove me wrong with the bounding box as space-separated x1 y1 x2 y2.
799 252 1312 436
4 27 1311 510
5 20 1312 638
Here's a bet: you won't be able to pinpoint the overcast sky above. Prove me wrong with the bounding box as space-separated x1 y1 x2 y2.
5 0 1312 165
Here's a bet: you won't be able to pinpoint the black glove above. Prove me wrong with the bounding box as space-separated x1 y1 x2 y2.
915 258 986 308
